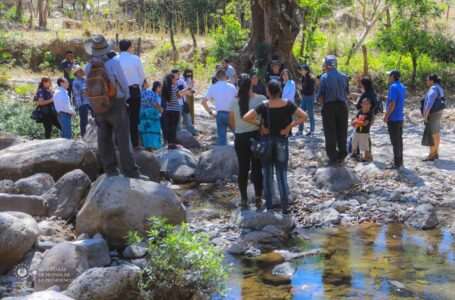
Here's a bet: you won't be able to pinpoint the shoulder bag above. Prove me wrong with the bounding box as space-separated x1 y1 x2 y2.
251 103 272 160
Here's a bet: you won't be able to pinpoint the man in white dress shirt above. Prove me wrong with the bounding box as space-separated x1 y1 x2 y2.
114 39 146 150
53 78 76 139
201 69 237 145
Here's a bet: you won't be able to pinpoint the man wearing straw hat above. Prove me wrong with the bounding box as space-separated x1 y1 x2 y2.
84 35 146 179
72 64 95 137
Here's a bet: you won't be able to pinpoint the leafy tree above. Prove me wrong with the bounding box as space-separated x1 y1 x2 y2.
374 0 444 87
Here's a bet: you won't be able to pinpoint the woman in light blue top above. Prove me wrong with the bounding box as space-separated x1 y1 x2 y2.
229 74 266 210
422 74 445 161
280 69 296 103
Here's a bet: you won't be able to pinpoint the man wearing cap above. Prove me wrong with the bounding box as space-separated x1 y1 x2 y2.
384 69 406 169
317 55 350 166
114 39 146 151
72 65 95 137
84 35 145 179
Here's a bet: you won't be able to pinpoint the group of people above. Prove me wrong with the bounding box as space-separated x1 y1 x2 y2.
32 34 446 215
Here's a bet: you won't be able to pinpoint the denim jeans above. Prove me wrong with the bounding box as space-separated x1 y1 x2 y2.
178 110 197 135
262 137 289 210
216 111 230 145
58 112 72 139
299 95 315 133
78 104 95 137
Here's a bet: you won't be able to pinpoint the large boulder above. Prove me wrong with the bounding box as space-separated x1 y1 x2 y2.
313 167 360 192
0 139 98 181
64 265 141 300
232 210 294 232
195 145 238 183
405 204 439 230
119 150 160 182
0 132 23 151
76 175 186 248
0 179 19 194
0 193 47 216
35 243 89 291
154 147 197 183
0 212 39 274
43 169 91 220
15 173 55 196
176 129 201 149
82 120 98 154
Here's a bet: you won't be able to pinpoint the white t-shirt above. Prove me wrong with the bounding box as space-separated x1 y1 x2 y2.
204 81 237 112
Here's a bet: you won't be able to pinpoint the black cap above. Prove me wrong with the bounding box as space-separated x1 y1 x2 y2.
387 69 401 79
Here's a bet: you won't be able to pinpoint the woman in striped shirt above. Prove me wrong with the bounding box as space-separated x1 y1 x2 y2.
162 73 192 149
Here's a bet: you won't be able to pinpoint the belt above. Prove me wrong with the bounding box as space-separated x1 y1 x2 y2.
58 112 71 116
217 111 230 113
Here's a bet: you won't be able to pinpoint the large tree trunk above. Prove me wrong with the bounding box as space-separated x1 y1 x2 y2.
15 0 23 22
27 0 33 28
236 0 300 74
411 53 417 88
136 0 144 27
189 26 197 48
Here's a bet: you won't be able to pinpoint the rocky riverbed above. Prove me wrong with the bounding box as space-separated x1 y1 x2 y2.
0 95 454 299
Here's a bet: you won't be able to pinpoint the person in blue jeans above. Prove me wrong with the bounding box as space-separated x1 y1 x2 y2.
243 80 307 214
53 78 76 139
297 64 315 136
72 65 95 137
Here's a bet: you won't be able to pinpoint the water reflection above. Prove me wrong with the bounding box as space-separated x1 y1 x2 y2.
221 224 455 299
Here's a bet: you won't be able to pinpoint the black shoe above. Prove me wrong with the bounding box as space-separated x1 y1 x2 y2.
385 163 400 170
337 159 346 167
255 197 263 210
282 208 291 215
422 156 436 162
306 131 313 136
240 198 248 210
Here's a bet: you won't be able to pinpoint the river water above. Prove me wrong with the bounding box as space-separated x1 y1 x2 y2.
220 224 455 299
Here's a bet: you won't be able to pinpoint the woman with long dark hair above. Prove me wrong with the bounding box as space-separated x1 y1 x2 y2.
243 81 308 214
36 77 61 139
357 77 377 111
422 74 445 161
297 65 315 136
229 74 266 209
162 73 192 149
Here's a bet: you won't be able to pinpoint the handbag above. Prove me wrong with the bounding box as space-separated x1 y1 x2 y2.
251 103 272 160
421 122 434 146
421 88 446 115
30 106 44 123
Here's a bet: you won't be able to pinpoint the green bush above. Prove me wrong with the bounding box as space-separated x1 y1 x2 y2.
208 14 248 61
126 217 229 300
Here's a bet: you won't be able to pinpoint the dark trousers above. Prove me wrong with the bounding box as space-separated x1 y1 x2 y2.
78 104 95 137
42 110 61 139
95 97 139 177
321 101 349 163
127 85 141 148
165 110 180 145
387 121 404 166
234 131 263 200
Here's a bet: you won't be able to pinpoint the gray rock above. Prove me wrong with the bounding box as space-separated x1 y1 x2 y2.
154 147 197 183
227 242 248 255
245 247 262 257
451 221 455 235
195 145 239 183
129 258 147 269
76 233 91 241
71 235 111 267
0 212 39 274
122 242 148 259
272 262 296 277
15 173 55 196
232 210 294 232
43 169 91 220
242 231 274 243
176 129 201 149
389 190 402 202
313 167 360 192
405 204 439 230
2 291 74 300
310 208 341 226
0 132 23 151
64 265 141 300
118 150 161 182
262 224 284 236
332 200 351 213
0 139 98 181
0 179 19 194
0 193 48 216
37 240 57 250
76 175 186 248
35 243 89 291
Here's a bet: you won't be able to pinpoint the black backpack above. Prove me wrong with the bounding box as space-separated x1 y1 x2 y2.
373 95 384 115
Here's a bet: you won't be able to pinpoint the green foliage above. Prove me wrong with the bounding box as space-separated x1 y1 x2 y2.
209 13 248 61
39 51 56 71
127 217 229 300
14 84 35 100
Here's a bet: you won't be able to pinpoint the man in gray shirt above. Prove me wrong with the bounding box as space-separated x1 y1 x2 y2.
84 35 145 179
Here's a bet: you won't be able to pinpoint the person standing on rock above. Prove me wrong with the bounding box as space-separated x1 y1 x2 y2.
61 50 76 101
243 80 308 214
84 35 145 179
317 55 350 167
53 78 76 139
383 69 406 169
297 64 315 136
36 77 62 139
72 65 95 137
229 74 266 210
115 39 146 151
202 69 238 146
